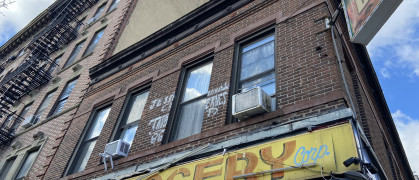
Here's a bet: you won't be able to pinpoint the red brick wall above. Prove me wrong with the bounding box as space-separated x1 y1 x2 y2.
45 1 361 179
0 0 133 180
28 0 409 179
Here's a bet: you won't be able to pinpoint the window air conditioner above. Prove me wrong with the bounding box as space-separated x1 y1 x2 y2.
104 140 130 158
232 87 271 120
21 115 38 128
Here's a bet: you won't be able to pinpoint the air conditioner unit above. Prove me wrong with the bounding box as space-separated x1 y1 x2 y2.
22 115 37 128
104 140 130 158
232 87 271 120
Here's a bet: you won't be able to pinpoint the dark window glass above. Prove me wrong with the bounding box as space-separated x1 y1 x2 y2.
50 79 77 116
171 61 213 141
63 41 85 68
83 28 105 56
115 90 149 145
107 0 120 12
1 114 13 129
19 105 31 119
17 50 25 57
15 150 38 179
11 104 32 130
88 4 106 24
33 91 56 124
67 107 110 175
48 55 62 74
0 157 15 179
75 17 86 32
238 34 276 110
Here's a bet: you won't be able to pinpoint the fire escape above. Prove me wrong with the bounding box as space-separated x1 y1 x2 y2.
0 0 98 147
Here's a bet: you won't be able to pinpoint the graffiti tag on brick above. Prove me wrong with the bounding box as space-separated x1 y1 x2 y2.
148 114 169 144
149 94 175 112
205 83 229 117
148 93 174 144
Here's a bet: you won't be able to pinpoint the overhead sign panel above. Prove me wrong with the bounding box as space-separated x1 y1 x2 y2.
129 123 360 180
342 0 403 45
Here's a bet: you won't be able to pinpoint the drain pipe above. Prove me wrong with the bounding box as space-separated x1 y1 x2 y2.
328 13 357 120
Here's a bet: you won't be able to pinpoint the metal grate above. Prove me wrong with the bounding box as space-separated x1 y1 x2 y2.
234 88 259 113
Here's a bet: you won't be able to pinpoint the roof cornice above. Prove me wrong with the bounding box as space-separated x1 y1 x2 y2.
356 44 414 179
0 0 69 59
89 0 253 82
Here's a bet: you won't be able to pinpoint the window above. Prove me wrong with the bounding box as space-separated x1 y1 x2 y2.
17 49 25 57
170 60 213 142
15 149 39 180
11 104 32 130
237 33 276 110
33 91 56 124
0 157 16 179
48 55 62 74
107 0 120 12
67 106 111 175
88 3 106 24
1 114 14 129
83 28 105 56
50 79 77 116
114 89 149 146
75 16 86 32
63 40 85 68
19 105 31 119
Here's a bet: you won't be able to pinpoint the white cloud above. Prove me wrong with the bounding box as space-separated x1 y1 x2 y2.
367 0 419 78
0 0 55 45
191 63 212 76
392 110 419 173
184 88 203 100
380 68 391 78
396 44 419 77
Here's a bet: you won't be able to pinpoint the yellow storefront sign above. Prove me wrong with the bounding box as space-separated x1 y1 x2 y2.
129 123 360 180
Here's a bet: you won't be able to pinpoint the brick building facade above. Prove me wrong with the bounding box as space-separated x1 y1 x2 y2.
0 0 127 179
0 0 413 179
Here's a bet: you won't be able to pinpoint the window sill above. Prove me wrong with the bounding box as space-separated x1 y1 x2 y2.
57 52 93 75
84 19 99 29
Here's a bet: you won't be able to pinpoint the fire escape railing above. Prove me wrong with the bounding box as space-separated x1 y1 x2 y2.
0 0 98 147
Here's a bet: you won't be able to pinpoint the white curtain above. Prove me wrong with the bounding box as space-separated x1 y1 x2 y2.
173 62 213 140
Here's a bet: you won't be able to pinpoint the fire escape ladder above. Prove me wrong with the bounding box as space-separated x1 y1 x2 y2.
0 0 99 147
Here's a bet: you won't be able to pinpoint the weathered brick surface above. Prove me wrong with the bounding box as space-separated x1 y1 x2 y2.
0 0 131 179
0 0 410 180
48 1 358 179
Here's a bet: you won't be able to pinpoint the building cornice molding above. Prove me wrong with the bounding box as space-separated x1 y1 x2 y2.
88 0 254 82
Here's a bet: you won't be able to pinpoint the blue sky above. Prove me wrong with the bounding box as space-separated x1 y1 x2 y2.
1 0 418 175
367 0 419 174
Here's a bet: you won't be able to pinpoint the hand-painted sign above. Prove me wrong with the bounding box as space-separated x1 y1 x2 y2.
148 93 175 144
128 123 360 180
342 0 402 44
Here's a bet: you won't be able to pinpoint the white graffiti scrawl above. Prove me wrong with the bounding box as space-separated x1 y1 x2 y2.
205 83 229 117
149 94 175 112
148 93 174 144
148 114 169 144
